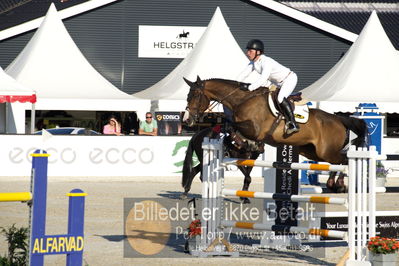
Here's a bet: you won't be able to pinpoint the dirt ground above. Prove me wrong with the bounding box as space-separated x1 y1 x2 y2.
1 175 399 266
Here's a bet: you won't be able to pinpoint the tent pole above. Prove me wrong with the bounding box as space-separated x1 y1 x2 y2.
5 102 8 134
30 103 35 134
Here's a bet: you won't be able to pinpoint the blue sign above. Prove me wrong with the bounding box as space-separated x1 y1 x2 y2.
354 103 384 154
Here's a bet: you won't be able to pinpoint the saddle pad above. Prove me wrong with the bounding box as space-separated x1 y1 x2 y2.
268 94 309 123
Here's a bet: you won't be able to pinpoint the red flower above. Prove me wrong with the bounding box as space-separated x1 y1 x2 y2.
368 236 399 254
188 219 201 237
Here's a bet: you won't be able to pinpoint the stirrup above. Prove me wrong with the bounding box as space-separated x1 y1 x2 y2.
285 121 299 135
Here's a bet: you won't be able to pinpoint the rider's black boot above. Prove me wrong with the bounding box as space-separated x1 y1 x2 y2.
280 97 299 135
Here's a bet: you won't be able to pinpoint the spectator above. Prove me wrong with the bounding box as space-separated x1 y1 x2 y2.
103 116 122 136
139 112 158 136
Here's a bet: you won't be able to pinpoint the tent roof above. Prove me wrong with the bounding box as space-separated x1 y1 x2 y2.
0 66 36 103
6 3 137 100
300 11 399 113
5 3 149 116
133 7 250 101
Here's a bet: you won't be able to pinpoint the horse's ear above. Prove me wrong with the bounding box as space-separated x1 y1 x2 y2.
183 77 194 88
196 75 204 87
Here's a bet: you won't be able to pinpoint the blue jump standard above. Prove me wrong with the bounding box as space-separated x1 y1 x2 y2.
29 150 86 266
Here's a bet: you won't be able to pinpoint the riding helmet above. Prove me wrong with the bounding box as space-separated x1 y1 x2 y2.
246 39 264 53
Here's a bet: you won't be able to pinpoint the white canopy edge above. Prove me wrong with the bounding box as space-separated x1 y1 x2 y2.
0 66 35 96
249 0 358 42
0 0 120 41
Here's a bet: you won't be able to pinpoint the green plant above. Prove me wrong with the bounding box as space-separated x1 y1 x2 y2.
376 161 389 178
368 236 399 254
0 224 29 266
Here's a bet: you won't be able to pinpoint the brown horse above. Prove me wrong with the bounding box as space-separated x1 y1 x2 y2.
182 76 368 192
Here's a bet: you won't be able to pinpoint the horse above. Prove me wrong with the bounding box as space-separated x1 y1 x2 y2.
181 126 261 203
177 30 190 39
182 76 369 193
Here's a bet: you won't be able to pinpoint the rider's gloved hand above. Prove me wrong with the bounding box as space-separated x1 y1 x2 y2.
240 83 250 91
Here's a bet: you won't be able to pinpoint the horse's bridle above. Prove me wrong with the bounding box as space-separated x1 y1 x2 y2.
185 81 242 121
184 87 210 122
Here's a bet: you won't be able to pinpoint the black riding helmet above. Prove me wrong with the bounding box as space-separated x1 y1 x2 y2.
246 39 264 53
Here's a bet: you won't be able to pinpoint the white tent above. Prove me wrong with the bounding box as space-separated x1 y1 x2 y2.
6 3 149 132
301 11 399 113
0 66 36 133
0 66 36 103
133 7 254 112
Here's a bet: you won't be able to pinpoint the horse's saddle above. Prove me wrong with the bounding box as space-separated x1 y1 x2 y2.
268 89 310 124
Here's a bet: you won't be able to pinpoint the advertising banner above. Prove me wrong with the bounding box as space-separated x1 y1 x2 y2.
155 112 182 136
138 25 206 58
0 135 264 177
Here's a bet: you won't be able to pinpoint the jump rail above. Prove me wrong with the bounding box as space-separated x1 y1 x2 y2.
222 158 347 172
0 192 32 202
222 188 347 206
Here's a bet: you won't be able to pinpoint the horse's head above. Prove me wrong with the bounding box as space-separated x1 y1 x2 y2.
182 76 210 127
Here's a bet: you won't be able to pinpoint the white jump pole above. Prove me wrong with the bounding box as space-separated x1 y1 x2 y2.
222 188 347 206
223 158 347 172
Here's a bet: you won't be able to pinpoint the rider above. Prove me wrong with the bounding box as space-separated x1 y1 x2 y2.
237 39 299 135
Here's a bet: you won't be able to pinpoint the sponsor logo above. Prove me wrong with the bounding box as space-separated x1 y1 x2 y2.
9 147 154 164
156 114 181 121
171 140 198 173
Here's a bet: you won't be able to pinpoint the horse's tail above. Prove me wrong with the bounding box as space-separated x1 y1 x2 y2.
182 137 195 189
338 116 369 147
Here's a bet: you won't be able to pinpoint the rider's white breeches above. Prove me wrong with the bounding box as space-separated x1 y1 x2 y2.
278 72 298 103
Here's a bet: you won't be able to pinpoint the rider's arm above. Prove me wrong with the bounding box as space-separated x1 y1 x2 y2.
248 58 272 91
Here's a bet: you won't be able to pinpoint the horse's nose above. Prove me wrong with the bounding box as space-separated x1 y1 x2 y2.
182 109 190 122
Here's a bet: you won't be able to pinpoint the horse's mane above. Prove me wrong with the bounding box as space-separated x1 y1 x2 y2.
205 78 243 86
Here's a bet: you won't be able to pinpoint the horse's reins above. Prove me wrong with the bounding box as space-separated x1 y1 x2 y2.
205 86 241 112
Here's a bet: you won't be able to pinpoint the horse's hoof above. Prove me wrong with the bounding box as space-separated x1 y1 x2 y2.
241 197 251 204
180 193 188 200
326 187 335 193
335 185 347 194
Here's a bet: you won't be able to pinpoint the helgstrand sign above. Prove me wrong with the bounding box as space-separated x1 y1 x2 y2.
138 25 206 58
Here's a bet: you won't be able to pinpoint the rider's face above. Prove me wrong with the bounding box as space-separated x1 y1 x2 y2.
246 49 259 61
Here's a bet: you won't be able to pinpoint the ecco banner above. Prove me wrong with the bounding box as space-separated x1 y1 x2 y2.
138 25 206 58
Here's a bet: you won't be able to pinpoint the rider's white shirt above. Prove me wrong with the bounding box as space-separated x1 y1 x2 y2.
237 54 292 91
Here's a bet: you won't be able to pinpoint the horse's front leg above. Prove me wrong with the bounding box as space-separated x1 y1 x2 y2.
334 172 347 193
181 164 202 199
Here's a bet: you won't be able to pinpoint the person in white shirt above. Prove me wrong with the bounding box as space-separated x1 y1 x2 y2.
237 39 299 135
